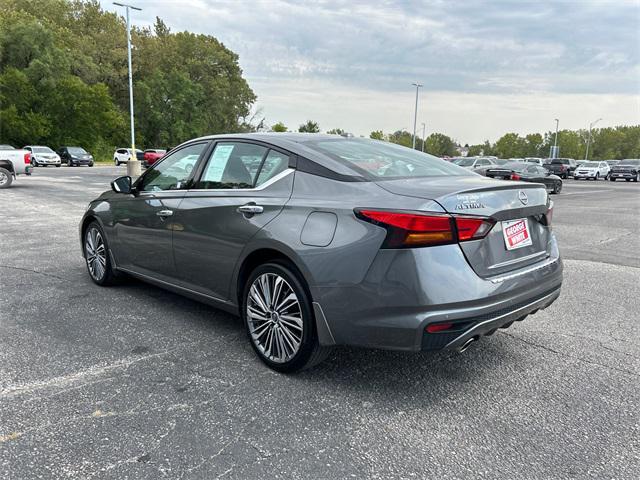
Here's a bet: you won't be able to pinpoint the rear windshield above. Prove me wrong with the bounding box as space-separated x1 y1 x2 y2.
303 139 471 179
619 159 640 166
68 147 87 154
580 161 599 167
551 159 569 164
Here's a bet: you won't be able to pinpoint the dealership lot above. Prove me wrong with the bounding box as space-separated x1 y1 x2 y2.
1 167 638 479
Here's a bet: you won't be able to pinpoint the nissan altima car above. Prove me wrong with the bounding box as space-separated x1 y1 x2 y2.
80 134 563 372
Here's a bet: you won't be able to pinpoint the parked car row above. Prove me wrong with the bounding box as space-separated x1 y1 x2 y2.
452 156 640 182
113 148 167 167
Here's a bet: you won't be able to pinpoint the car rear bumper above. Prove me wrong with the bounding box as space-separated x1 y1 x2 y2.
610 172 636 178
312 236 563 351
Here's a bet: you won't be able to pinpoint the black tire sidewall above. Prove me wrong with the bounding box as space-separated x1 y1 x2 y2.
0 167 13 188
242 262 317 373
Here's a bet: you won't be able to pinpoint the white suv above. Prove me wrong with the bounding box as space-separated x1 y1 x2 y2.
113 148 143 166
24 145 61 167
573 161 610 180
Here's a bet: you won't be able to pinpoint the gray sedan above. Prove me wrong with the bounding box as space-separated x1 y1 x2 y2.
80 134 562 372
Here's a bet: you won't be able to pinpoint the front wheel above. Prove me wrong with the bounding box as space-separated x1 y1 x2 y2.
83 222 121 286
55 164 60 168
242 262 331 373
89 162 94 167
0 167 13 189
610 177 615 181
594 173 599 181
114 159 119 166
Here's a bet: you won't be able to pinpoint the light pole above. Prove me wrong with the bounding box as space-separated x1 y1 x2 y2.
114 2 142 177
551 118 559 158
411 82 423 149
421 122 426 152
584 118 602 160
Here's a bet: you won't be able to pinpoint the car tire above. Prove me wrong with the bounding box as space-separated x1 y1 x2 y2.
83 221 122 286
0 167 13 189
89 162 94 167
634 173 639 182
114 159 119 166
609 177 615 182
55 164 60 168
594 173 599 181
553 182 562 194
242 262 331 373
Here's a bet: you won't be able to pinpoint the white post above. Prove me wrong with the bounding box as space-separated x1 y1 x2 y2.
411 82 422 149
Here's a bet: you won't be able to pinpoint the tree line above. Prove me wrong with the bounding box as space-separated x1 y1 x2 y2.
0 0 256 159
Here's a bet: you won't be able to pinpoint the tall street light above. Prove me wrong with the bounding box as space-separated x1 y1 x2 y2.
421 122 426 152
411 82 423 149
551 118 559 158
114 2 142 177
584 118 602 160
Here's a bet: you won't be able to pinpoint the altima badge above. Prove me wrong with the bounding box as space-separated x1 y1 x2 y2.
518 191 528 205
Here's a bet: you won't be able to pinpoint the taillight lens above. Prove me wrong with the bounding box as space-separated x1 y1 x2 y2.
455 216 496 241
510 173 520 180
355 210 495 248
24 153 31 164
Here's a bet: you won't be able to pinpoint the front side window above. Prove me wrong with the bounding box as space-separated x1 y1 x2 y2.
140 143 206 192
196 142 268 189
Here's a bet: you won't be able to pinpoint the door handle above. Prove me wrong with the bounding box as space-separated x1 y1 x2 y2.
157 209 174 217
238 204 264 215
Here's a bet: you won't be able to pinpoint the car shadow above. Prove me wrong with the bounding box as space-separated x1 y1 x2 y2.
112 275 509 404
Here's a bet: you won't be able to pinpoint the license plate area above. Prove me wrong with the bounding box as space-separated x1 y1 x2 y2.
502 218 533 251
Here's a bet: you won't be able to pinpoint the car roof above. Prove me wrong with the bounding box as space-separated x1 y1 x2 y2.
179 133 374 177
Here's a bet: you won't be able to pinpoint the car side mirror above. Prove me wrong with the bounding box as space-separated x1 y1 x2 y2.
111 175 133 194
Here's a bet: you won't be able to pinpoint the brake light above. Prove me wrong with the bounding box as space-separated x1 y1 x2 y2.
24 153 31 164
455 216 496 241
355 210 495 248
510 173 521 180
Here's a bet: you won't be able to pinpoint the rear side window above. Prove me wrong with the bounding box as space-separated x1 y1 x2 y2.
304 139 471 179
197 142 268 189
256 150 290 186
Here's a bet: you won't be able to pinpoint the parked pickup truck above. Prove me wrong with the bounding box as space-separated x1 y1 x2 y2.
0 144 32 188
544 158 578 179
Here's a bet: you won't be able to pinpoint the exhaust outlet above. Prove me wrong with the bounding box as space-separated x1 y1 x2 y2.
457 336 478 353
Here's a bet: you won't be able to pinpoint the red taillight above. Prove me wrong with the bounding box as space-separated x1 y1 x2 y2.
24 153 31 164
455 216 496 241
426 322 453 333
510 173 521 180
355 210 495 248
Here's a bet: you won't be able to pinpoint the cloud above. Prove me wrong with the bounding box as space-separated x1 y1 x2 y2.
103 0 640 141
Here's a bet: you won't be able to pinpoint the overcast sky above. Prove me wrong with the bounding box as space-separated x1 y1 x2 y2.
101 0 640 144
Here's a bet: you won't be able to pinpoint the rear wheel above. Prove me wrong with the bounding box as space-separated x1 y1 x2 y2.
0 167 13 189
635 173 639 183
610 177 615 181
242 262 331 373
553 181 562 194
83 222 122 286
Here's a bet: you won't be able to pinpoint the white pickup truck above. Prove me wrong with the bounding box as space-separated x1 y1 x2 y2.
0 144 32 188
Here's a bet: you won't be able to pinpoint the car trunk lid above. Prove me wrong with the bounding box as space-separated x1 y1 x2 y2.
376 176 552 278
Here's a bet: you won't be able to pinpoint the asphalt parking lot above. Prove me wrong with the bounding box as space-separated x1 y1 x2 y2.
1 167 639 479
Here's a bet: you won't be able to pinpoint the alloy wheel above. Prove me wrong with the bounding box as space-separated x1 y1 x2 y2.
85 227 107 281
0 170 8 186
246 273 303 363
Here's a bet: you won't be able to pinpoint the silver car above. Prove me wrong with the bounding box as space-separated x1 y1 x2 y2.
80 134 562 372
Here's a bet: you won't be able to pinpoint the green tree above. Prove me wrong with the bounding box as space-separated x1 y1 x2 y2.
424 133 457 157
387 130 413 148
467 144 484 156
494 133 526 158
326 128 345 135
370 130 384 140
271 121 287 132
298 120 320 133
